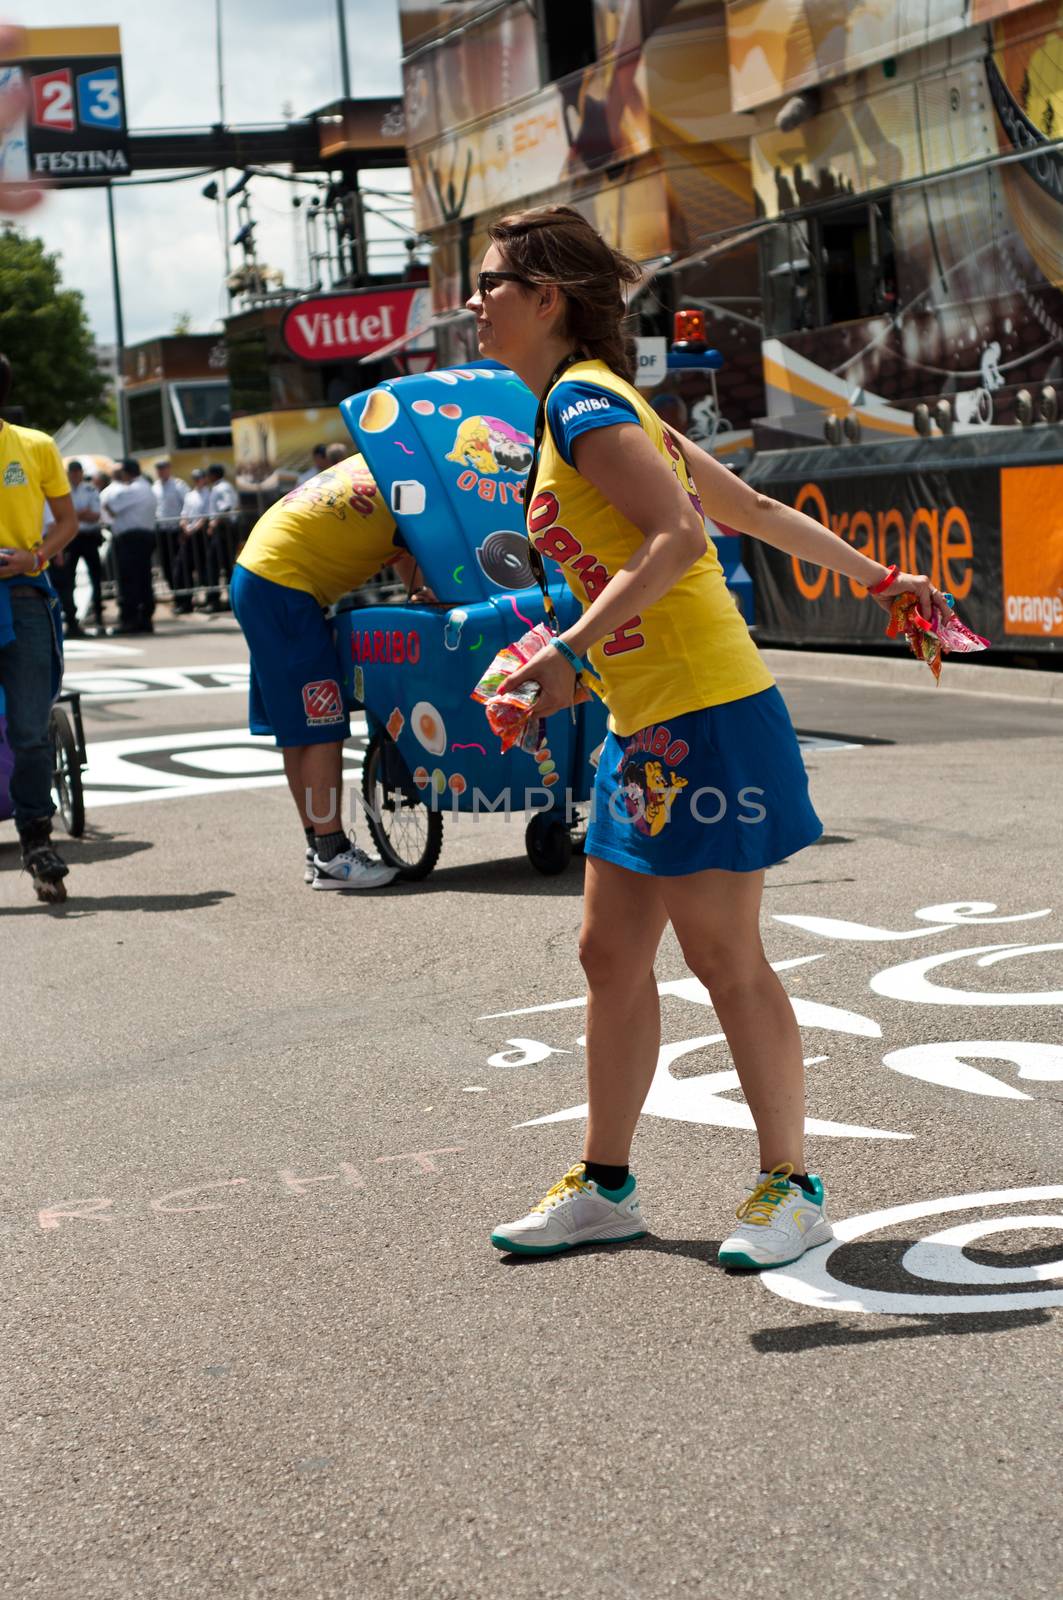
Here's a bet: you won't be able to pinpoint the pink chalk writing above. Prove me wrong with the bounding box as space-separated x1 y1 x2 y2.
38 1198 114 1230
33 1147 467 1231
150 1179 250 1215
374 1147 464 1174
279 1163 365 1194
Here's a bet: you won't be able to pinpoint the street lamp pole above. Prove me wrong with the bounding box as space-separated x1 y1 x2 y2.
105 182 127 454
216 0 232 297
336 0 352 100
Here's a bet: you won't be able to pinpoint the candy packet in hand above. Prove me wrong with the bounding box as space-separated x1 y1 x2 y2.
886 592 990 682
470 622 556 753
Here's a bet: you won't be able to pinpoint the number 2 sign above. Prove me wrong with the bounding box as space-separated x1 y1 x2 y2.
30 69 74 133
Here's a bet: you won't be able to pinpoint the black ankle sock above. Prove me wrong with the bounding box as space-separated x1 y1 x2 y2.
790 1171 815 1196
583 1161 629 1192
314 829 348 863
304 825 315 848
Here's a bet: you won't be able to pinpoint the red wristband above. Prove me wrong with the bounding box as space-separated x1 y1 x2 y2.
866 563 899 596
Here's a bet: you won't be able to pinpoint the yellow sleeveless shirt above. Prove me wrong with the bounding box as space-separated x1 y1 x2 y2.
529 358 773 737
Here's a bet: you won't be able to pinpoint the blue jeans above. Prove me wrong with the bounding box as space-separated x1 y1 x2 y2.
0 587 57 829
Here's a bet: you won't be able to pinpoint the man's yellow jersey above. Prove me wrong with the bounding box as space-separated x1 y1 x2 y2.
238 454 399 608
531 358 773 737
0 423 68 556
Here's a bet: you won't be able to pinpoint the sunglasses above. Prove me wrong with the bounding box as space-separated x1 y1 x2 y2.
476 270 530 296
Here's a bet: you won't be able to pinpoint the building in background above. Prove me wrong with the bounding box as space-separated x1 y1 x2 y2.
122 335 233 479
397 0 1063 654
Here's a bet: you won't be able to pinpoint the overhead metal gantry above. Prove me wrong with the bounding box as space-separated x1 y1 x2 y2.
124 98 407 175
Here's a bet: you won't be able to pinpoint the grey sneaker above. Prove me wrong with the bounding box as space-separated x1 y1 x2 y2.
311 843 397 890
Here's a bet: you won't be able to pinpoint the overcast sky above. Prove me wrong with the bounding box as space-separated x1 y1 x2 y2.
15 0 409 345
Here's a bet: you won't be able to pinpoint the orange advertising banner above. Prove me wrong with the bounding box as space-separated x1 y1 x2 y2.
1000 465 1063 636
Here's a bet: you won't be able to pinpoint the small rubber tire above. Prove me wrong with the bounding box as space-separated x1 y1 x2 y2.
525 814 573 876
50 706 85 837
361 731 443 881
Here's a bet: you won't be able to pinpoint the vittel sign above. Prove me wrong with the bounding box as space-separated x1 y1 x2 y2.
281 288 425 363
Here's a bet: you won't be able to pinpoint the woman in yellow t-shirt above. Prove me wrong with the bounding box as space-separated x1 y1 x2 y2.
479 208 950 1269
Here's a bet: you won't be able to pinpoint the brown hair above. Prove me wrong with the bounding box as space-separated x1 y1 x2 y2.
488 206 642 382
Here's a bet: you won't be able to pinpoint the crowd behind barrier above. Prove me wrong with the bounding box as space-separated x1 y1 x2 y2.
57 455 405 633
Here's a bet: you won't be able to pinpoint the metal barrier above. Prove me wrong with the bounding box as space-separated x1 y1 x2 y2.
152 514 248 612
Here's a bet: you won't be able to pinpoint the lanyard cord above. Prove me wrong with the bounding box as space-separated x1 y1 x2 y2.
524 351 581 634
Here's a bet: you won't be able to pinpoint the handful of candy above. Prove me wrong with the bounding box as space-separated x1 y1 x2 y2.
470 622 553 752
887 591 990 682
471 622 589 753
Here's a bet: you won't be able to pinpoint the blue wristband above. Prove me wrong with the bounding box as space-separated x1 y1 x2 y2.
550 637 598 678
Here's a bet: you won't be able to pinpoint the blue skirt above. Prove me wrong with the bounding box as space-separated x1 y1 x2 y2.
584 686 823 877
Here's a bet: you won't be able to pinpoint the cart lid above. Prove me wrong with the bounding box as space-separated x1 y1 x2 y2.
341 364 538 605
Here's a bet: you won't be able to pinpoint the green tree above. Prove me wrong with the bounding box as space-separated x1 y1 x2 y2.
0 226 107 433
171 311 193 334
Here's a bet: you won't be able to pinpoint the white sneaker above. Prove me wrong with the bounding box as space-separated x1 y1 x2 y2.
304 845 316 884
717 1165 833 1271
311 843 397 890
491 1163 648 1256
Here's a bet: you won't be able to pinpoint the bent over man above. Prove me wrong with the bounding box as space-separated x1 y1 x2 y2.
230 451 421 891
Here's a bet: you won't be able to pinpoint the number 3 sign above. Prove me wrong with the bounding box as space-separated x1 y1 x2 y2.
77 67 122 130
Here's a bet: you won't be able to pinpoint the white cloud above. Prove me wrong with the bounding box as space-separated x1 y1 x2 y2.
16 0 410 342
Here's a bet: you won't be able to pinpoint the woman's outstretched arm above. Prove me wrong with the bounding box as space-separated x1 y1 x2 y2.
662 423 940 618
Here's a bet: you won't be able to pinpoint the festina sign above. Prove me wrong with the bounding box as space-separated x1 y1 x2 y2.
281 286 431 362
0 27 131 186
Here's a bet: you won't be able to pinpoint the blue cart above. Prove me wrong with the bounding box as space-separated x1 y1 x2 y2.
332 364 609 879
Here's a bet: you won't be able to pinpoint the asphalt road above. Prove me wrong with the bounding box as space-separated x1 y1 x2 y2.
4 617 1061 1600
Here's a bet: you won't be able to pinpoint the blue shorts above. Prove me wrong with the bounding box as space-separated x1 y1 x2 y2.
585 687 823 877
229 565 350 748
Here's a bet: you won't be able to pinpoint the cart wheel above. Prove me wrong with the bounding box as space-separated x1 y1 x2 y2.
525 814 573 876
361 731 443 881
50 706 85 837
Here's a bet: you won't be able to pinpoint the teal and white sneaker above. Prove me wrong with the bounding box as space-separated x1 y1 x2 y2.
717 1164 833 1271
491 1163 648 1257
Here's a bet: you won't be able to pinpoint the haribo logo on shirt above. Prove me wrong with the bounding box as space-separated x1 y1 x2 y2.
446 416 533 476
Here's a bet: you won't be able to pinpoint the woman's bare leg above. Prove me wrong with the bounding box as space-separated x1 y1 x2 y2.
660 867 806 1173
580 856 670 1166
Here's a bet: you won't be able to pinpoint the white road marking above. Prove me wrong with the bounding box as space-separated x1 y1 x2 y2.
81 723 366 808
62 639 143 659
63 663 250 700
760 1187 1063 1315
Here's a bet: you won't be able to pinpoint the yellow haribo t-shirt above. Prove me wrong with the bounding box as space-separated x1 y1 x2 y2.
531 358 773 737
238 453 399 608
0 423 69 556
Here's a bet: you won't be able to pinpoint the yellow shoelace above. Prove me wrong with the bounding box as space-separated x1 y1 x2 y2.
734 1163 795 1226
531 1163 591 1214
